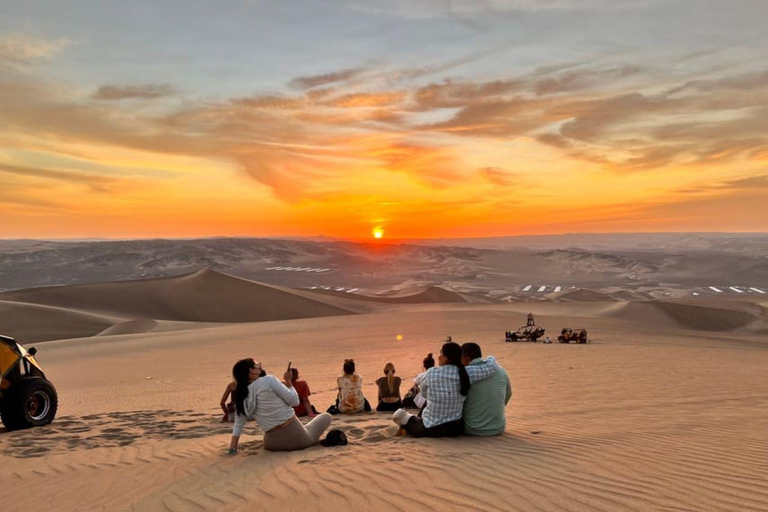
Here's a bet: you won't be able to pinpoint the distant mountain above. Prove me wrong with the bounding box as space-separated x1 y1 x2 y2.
0 235 766 297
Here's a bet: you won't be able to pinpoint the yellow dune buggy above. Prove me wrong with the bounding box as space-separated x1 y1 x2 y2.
0 335 58 430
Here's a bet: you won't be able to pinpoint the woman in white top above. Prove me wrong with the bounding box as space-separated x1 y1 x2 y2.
228 358 332 453
413 352 435 409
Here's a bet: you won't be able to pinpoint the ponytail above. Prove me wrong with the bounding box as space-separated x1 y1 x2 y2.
383 362 396 394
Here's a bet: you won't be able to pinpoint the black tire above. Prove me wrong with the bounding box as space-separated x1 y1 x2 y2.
510 334 518 342
1 377 58 430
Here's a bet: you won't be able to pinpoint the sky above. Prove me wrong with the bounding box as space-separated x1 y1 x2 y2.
1 0 767 239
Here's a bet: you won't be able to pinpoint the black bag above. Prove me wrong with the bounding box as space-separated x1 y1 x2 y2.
320 429 348 447
402 385 418 408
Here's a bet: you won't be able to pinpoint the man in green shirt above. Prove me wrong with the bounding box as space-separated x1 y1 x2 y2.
461 342 512 436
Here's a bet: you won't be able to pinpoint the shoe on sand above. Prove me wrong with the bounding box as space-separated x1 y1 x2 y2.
392 408 413 426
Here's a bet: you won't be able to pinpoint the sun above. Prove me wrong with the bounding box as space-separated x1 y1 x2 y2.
372 227 384 239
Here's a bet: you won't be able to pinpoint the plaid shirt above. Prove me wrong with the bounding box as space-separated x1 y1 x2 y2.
421 356 498 428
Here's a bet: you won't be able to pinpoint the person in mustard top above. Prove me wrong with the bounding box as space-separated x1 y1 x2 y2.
328 359 371 414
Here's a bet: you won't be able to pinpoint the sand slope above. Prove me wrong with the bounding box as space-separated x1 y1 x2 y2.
1 305 766 512
556 288 617 302
0 299 117 343
313 285 471 304
610 299 767 332
0 269 356 323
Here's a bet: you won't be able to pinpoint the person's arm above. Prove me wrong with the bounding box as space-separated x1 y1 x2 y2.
420 373 430 401
465 356 499 384
376 377 383 401
269 374 300 407
505 376 512 405
220 382 233 415
229 410 248 453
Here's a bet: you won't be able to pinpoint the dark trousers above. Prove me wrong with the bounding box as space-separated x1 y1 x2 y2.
376 400 403 412
327 398 372 415
403 417 464 438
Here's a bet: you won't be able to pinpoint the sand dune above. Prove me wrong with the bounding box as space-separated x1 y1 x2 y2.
96 319 160 336
316 284 471 304
0 269 356 324
610 289 654 301
556 288 617 302
609 299 766 331
1 305 766 512
0 299 117 343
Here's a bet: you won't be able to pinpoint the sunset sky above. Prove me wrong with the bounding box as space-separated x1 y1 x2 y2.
1 0 766 239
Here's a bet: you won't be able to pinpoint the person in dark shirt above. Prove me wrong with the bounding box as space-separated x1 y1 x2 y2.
375 362 402 411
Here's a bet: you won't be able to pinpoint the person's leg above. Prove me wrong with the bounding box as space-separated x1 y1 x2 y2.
304 413 332 443
377 401 402 412
424 418 464 438
264 417 314 451
403 416 427 438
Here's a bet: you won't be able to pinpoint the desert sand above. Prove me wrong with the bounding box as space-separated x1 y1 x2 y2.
1 271 767 512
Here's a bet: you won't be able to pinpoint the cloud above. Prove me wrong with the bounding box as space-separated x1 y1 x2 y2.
679 173 768 195
0 163 120 193
533 65 642 96
342 0 659 18
3 53 768 208
289 68 365 89
479 167 517 186
0 33 71 64
329 92 407 108
91 84 177 100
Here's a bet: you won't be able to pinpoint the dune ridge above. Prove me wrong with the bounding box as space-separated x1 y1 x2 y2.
556 288 617 302
609 299 766 331
0 299 117 343
0 269 356 324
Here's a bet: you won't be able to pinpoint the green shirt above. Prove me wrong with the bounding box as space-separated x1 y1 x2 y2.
463 357 512 436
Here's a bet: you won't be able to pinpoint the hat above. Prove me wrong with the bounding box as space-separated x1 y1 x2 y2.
320 429 348 447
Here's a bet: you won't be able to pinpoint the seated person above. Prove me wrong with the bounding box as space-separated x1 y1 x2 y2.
229 358 332 453
328 359 371 414
375 362 402 411
412 352 435 410
461 342 512 436
291 368 317 417
221 366 267 422
392 342 498 438
219 380 236 422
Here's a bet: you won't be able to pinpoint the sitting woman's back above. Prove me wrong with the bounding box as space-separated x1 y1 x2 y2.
337 359 367 413
229 358 332 453
375 362 402 411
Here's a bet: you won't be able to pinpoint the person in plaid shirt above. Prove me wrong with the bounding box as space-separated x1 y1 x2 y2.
392 341 498 437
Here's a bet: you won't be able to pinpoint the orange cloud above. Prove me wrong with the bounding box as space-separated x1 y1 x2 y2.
1 57 767 237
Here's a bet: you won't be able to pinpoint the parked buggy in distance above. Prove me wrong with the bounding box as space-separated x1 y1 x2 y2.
505 325 546 342
0 335 58 430
558 328 588 344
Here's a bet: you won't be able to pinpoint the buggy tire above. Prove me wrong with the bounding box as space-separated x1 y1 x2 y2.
1 377 58 430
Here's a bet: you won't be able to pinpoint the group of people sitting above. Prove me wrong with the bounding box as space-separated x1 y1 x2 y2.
223 340 512 453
